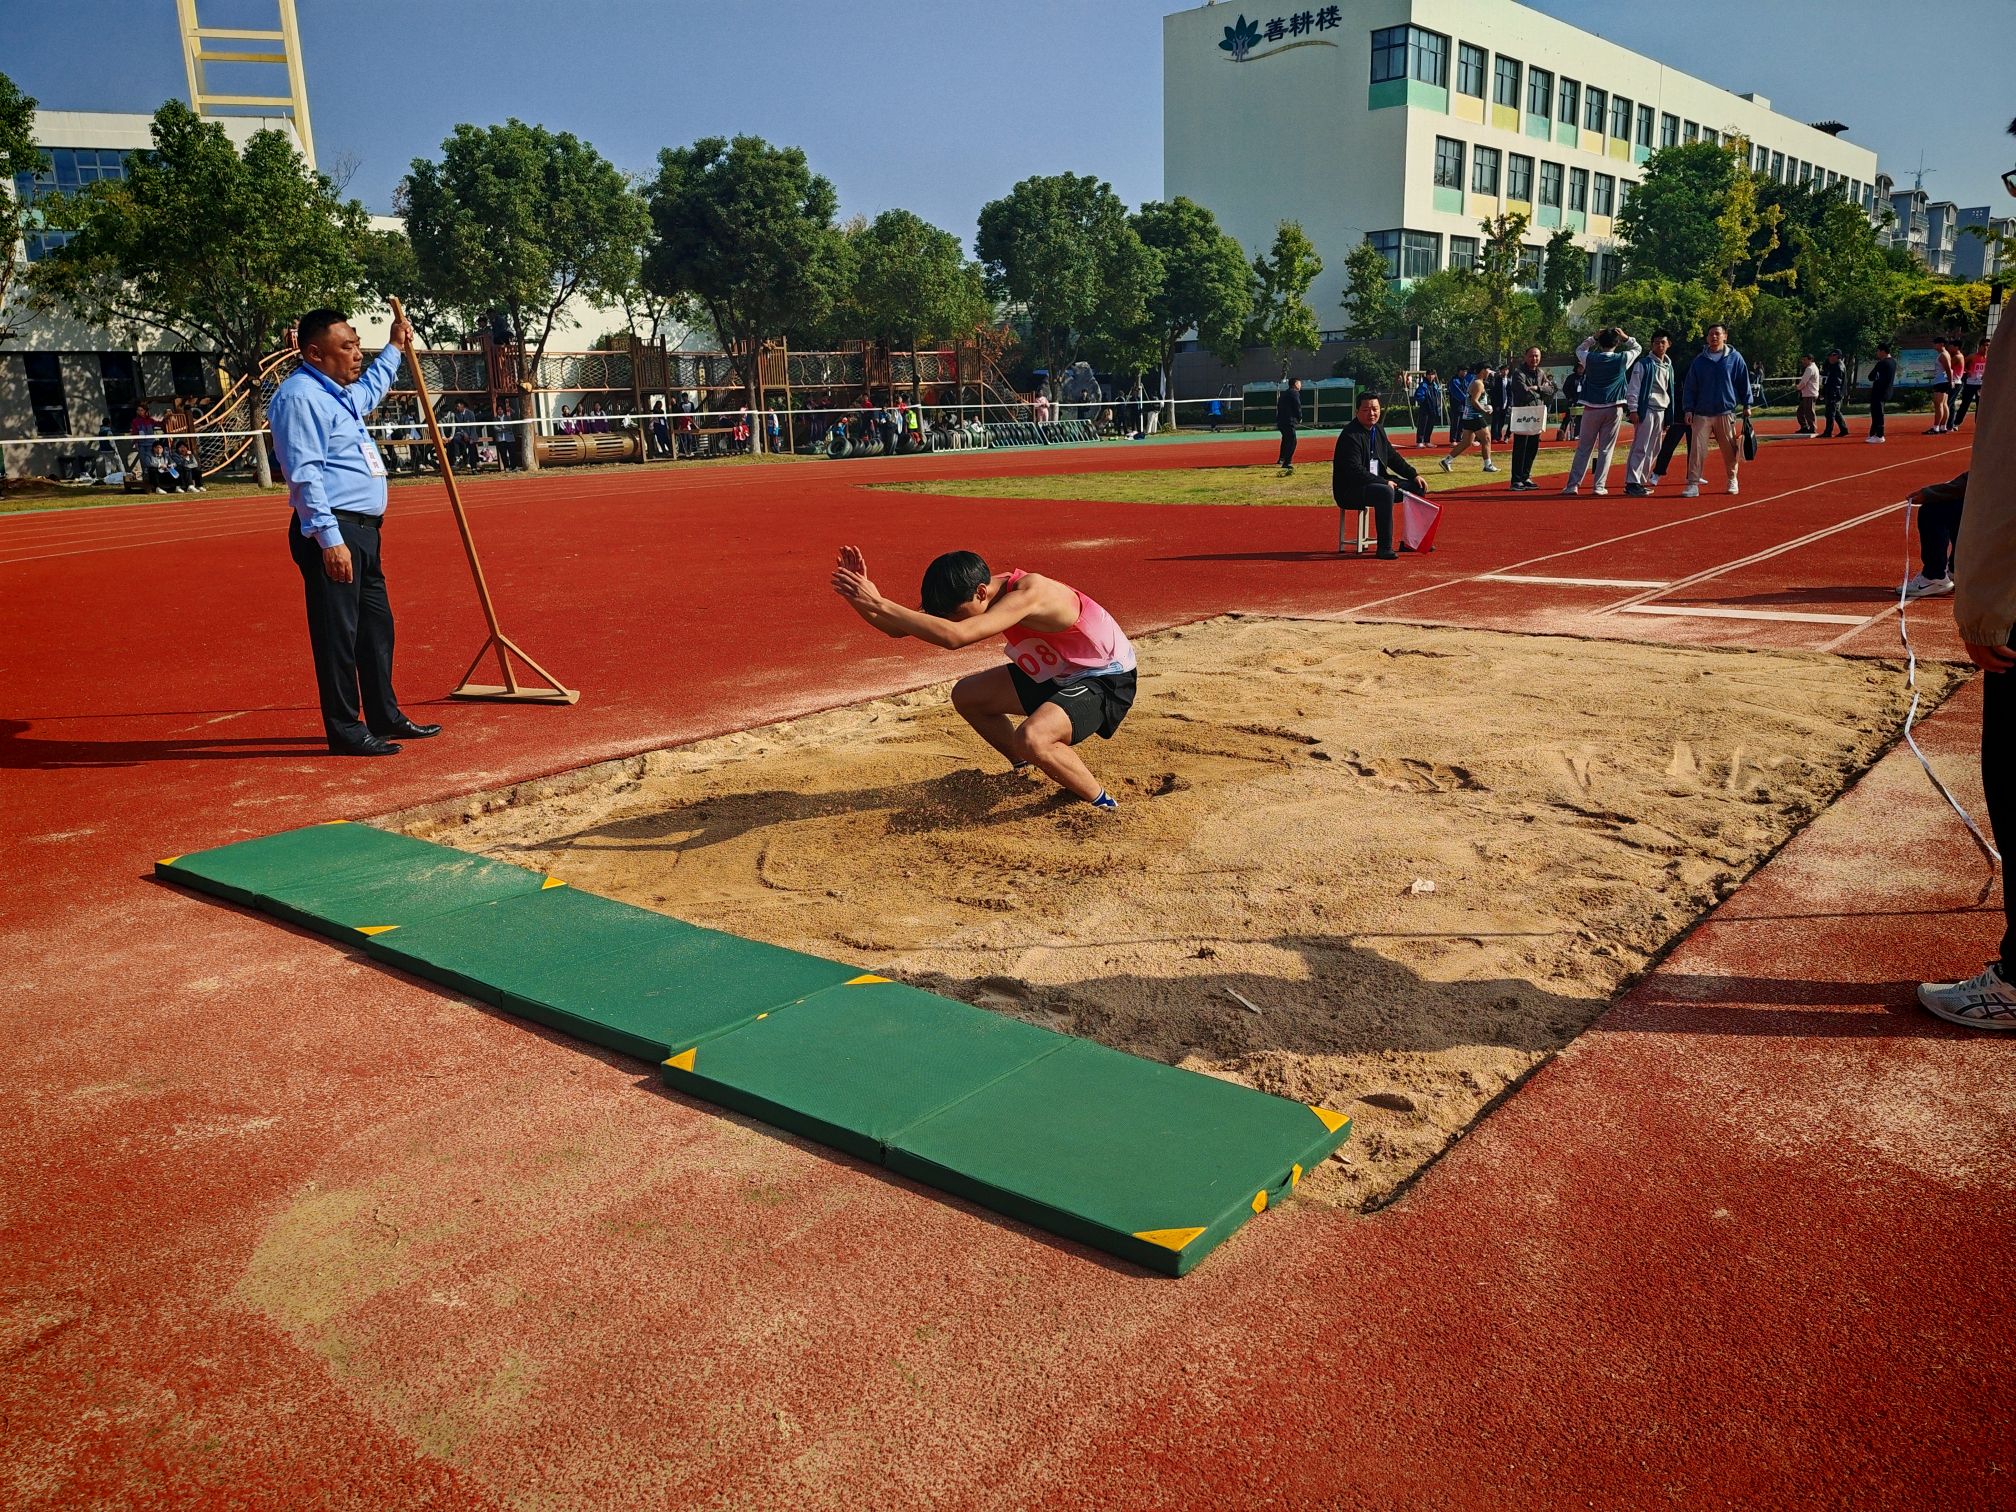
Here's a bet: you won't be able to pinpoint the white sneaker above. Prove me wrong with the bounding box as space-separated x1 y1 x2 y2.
1439 456 1453 473
1483 463 1499 473
1919 961 2016 1030
1726 478 1740 496
1681 484 1700 497
1866 436 1886 444
1593 486 1609 496
1903 572 1955 599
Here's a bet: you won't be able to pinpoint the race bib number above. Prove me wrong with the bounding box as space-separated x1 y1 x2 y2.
361 439 387 477
1012 638 1066 679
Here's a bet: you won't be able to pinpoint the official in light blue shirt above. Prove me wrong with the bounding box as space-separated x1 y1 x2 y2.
272 307 441 756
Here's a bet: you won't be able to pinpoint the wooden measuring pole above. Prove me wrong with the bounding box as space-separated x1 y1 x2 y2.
390 297 578 705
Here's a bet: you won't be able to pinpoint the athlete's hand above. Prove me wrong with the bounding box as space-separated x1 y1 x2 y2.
1964 640 2016 673
837 544 867 577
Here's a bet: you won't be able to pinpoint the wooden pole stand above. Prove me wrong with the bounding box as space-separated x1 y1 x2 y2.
390 297 579 706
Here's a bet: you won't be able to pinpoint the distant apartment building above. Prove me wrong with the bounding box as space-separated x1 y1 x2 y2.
1953 205 2013 281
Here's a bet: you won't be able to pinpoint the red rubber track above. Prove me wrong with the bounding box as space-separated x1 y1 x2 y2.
2 417 2006 1508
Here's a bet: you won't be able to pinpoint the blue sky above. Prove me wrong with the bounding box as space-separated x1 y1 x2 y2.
10 0 2014 240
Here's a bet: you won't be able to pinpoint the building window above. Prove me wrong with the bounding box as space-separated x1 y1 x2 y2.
99 352 140 432
1367 229 1401 277
1568 166 1589 213
1401 231 1440 279
1636 104 1654 149
1771 150 1785 180
1753 143 1769 173
1449 235 1480 271
170 352 207 398
1527 66 1552 119
1557 77 1579 127
1516 245 1542 288
1411 28 1449 86
1850 177 1862 205
1494 55 1521 109
1434 136 1465 190
1473 145 1501 195
11 145 135 261
1683 120 1699 142
1703 129 1718 147
1660 112 1679 148
1611 95 1632 139
1592 172 1616 216
1598 251 1622 292
1456 42 1486 97
1370 27 1408 84
1617 178 1633 213
1539 161 1564 210
1800 160 1813 186
1507 153 1534 201
23 353 69 436
1584 86 1607 134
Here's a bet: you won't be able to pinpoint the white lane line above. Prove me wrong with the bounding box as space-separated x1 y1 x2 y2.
1817 604 1905 653
1482 573 1672 588
1616 604 1872 626
1333 446 1965 621
1594 498 1908 615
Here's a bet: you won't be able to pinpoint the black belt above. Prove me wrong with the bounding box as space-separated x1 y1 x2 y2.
333 510 384 530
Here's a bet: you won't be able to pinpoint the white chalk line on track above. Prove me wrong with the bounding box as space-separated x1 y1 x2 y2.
1616 604 1872 626
1483 574 1671 589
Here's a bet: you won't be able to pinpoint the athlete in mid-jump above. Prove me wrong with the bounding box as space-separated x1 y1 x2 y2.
830 546 1137 810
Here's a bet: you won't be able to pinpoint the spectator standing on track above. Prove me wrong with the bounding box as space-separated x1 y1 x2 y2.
1679 322 1751 497
1446 367 1469 447
1506 347 1555 492
1919 326 2016 1027
1929 342 1956 435
1955 339 1989 430
1554 364 1582 441
1275 377 1303 474
1487 366 1510 444
1866 343 1896 443
1561 326 1642 497
1820 351 1851 437
1332 392 1425 560
1411 371 1442 448
1439 365 1499 475
1623 331 1675 497
1796 355 1821 436
1904 472 1965 599
270 306 440 758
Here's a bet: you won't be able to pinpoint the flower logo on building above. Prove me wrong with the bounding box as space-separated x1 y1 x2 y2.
1218 14 1262 61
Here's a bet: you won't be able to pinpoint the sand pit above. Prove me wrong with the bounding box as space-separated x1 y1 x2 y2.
397 618 1949 1209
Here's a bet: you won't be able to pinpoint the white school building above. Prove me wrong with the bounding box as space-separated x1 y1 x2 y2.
1164 0 1881 321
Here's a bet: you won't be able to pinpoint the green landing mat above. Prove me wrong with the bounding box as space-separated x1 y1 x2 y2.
254 845 557 944
660 978 1070 1163
887 1038 1352 1276
154 821 441 906
363 886 860 1062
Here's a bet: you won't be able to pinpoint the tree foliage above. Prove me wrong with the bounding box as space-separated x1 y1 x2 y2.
976 172 1154 376
1246 221 1323 380
1131 196 1252 380
1339 238 1401 339
360 227 456 347
644 135 847 406
850 209 990 376
403 119 646 385
1536 226 1588 347
0 70 45 345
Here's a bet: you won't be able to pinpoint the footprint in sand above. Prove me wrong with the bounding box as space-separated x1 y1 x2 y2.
1666 740 1700 780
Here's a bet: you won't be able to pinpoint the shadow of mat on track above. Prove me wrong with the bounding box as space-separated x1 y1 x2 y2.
1 717 329 768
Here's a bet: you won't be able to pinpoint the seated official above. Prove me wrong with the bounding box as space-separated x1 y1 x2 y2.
1330 392 1426 559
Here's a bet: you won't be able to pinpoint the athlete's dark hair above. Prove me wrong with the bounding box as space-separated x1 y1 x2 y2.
297 308 350 350
920 550 991 617
1596 326 1621 350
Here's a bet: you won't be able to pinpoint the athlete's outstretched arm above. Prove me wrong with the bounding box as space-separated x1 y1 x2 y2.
832 546 906 637
832 554 1031 649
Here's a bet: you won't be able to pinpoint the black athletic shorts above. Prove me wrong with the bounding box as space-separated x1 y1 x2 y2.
1009 665 1137 743
1460 415 1490 432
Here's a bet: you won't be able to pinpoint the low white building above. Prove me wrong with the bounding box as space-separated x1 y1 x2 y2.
1164 0 1881 320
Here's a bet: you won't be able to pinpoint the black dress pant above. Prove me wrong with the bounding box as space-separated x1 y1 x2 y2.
1342 480 1396 552
1278 424 1298 466
1511 432 1541 485
1415 413 1436 446
1822 398 1849 437
1986 669 2015 971
1918 497 1963 578
288 515 404 746
1653 412 1691 476
1954 384 1981 426
1869 398 1887 438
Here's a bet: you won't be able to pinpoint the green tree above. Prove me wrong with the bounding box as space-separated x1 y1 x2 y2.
1536 226 1589 346
0 71 46 346
29 100 369 483
1339 238 1402 338
359 227 457 347
644 135 848 414
1477 211 1531 360
851 209 991 396
975 172 1153 378
1616 141 1761 300
403 118 647 457
1246 221 1323 381
1588 276 1723 345
1131 197 1252 421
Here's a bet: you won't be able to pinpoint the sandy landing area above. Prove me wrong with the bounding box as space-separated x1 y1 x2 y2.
400 618 1945 1209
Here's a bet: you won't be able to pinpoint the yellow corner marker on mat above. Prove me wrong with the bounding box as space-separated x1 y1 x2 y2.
1251 1189 1268 1214
1291 1163 1303 1188
1133 1226 1207 1252
664 1047 697 1073
319 820 350 826
159 855 182 866
541 876 567 889
845 974 890 985
1310 1105 1349 1134
357 925 399 936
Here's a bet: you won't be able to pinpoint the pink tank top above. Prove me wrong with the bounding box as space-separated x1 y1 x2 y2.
998 568 1137 683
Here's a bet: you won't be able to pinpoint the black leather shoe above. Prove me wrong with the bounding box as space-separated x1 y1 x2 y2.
1375 549 1400 560
377 720 442 740
329 735 402 756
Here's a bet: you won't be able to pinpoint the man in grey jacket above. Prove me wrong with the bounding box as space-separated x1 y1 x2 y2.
1622 331 1675 497
1560 326 1642 496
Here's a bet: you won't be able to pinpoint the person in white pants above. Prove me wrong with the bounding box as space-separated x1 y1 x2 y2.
1622 331 1674 496
1560 326 1642 496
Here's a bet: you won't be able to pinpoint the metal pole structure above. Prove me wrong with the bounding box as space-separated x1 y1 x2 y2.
390 298 578 705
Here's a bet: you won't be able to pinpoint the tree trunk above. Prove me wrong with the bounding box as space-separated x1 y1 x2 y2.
252 424 273 488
